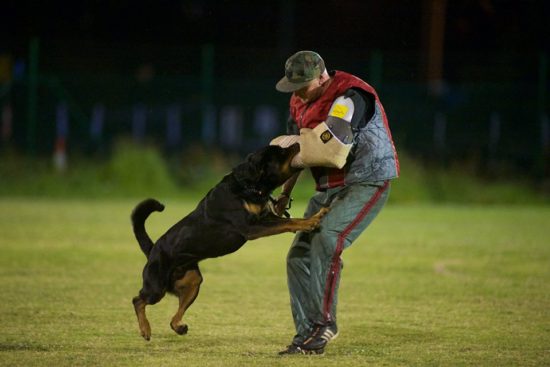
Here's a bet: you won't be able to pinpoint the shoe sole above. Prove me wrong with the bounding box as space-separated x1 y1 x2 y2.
303 348 325 355
304 348 325 356
279 347 325 356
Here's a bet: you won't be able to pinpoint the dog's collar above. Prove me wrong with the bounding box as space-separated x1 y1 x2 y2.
244 186 264 197
242 185 269 200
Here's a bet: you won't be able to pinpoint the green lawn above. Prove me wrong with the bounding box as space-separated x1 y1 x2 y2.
0 198 549 366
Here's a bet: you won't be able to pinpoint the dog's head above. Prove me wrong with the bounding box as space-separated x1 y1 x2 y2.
232 143 301 196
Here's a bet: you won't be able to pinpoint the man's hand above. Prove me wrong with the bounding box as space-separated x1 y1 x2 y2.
273 194 292 217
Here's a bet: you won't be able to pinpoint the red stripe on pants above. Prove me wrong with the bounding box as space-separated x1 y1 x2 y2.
322 181 389 322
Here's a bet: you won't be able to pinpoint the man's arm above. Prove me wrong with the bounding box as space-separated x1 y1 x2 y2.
343 88 373 131
295 89 371 169
286 115 299 135
270 113 301 216
272 170 301 216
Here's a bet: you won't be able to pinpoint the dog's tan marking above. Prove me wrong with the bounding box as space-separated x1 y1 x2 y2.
170 270 203 335
243 201 264 215
245 207 330 240
282 155 296 176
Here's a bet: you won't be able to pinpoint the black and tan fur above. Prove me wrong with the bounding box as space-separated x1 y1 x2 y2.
131 143 328 340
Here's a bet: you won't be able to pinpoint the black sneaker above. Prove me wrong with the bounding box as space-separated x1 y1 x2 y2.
301 322 339 352
325 322 339 341
278 343 324 355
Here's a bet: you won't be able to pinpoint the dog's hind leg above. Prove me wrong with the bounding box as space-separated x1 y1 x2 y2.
170 268 203 335
132 295 152 341
132 288 165 341
133 258 168 340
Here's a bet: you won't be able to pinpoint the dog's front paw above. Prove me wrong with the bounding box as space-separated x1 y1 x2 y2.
313 207 330 219
302 208 329 231
304 221 320 231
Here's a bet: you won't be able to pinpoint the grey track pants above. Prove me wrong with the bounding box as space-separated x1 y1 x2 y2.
286 181 390 342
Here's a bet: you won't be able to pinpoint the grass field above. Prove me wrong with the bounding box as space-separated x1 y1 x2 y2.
1 198 549 366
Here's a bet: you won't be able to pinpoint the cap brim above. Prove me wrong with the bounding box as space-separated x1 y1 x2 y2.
275 76 312 93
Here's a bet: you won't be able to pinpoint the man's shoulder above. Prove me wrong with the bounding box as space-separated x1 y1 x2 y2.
333 88 370 110
343 88 374 110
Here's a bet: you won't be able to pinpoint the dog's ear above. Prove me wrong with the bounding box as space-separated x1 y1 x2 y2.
246 151 263 166
248 151 267 178
233 159 263 183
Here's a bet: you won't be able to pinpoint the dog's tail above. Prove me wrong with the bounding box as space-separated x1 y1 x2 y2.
131 198 165 257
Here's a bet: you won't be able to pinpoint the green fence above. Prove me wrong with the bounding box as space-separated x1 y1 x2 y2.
1 47 548 179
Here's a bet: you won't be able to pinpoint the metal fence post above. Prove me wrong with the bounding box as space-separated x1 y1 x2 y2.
539 53 548 176
27 38 39 155
201 44 216 145
433 111 446 155
370 49 383 87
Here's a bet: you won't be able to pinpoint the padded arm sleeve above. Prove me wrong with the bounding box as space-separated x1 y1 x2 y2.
297 95 359 169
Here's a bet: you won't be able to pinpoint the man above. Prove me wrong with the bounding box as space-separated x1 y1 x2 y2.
271 51 399 355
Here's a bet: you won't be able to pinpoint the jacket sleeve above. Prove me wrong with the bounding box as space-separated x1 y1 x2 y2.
286 113 299 135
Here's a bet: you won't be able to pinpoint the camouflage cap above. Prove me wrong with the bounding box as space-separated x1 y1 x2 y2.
275 51 326 93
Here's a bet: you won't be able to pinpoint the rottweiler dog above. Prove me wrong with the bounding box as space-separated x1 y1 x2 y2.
131 143 329 341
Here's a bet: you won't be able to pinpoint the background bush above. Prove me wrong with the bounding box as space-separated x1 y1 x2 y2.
0 141 547 204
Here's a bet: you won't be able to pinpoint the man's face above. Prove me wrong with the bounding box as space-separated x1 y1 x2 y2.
293 79 323 103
